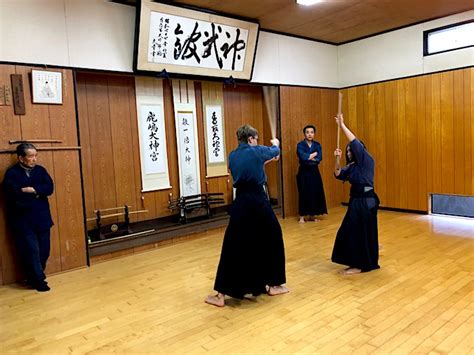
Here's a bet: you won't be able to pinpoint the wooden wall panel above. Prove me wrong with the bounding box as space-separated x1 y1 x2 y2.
405 78 418 210
374 83 387 206
81 74 118 215
0 64 86 285
194 82 207 197
431 74 442 195
53 151 87 270
416 76 427 211
465 70 473 195
453 70 465 195
425 76 434 205
76 75 96 228
280 86 343 217
440 72 454 194
108 76 137 211
320 89 338 207
340 67 473 212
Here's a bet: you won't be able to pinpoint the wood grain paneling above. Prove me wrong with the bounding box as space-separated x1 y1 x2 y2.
464 69 473 195
108 76 137 211
0 64 86 285
340 67 473 212
416 76 427 211
453 70 465 195
53 150 87 271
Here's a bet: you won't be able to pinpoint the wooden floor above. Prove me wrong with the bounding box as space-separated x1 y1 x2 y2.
1 207 473 354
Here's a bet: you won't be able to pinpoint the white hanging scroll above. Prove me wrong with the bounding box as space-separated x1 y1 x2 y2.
205 105 225 164
172 80 201 197
136 0 259 79
201 81 228 178
135 77 171 192
140 105 167 174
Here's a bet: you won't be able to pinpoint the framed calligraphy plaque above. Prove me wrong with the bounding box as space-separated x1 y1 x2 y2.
136 0 259 80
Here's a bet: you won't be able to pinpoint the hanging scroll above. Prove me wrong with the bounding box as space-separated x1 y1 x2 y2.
135 77 171 192
140 104 167 174
172 80 201 197
201 82 227 177
136 0 259 80
205 106 225 163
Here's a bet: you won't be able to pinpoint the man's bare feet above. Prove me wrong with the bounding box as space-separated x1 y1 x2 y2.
267 285 289 296
298 217 305 224
339 267 362 275
205 293 225 307
309 215 320 222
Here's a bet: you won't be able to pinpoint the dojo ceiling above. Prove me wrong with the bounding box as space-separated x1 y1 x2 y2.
114 0 473 44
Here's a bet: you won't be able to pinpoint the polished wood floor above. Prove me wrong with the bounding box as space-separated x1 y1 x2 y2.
1 207 473 353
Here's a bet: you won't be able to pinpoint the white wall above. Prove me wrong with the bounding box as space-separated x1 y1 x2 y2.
338 11 474 87
0 1 471 86
0 0 70 66
0 0 135 72
251 31 338 87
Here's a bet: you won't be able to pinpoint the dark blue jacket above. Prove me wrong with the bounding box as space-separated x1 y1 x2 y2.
336 139 374 187
3 164 54 232
297 139 322 166
229 143 280 186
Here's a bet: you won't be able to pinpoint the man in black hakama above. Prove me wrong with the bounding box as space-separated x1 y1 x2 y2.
296 125 327 224
205 125 288 307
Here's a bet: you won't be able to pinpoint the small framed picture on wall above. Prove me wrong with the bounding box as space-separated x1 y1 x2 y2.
31 70 63 104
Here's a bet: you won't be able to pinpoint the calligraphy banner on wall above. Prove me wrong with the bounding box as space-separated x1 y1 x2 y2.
201 82 227 177
172 80 201 197
135 77 171 192
136 0 259 80
139 104 167 174
205 105 225 163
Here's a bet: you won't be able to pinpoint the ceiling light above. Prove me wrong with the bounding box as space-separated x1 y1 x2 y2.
296 0 322 5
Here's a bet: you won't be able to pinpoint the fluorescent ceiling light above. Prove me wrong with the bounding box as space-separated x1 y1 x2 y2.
296 0 322 5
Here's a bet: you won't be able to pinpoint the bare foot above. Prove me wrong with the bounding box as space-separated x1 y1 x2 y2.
205 293 225 307
298 217 305 224
268 285 289 296
339 267 362 275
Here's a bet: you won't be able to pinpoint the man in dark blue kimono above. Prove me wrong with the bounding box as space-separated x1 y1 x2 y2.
3 143 54 291
296 124 328 223
205 124 288 307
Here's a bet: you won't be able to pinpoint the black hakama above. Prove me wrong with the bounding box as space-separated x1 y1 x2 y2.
296 164 328 216
331 188 380 272
213 184 286 299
